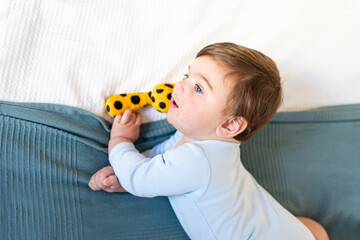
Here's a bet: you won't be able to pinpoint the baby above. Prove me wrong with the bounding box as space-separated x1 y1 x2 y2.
89 43 328 240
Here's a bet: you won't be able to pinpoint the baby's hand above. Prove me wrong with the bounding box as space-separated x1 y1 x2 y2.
88 166 126 193
108 109 142 153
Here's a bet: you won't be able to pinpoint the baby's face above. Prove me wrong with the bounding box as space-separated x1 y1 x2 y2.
167 55 232 140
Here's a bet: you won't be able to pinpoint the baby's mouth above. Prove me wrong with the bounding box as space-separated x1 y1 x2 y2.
171 98 179 108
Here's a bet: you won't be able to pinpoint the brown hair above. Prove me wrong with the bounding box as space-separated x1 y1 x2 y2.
196 42 282 142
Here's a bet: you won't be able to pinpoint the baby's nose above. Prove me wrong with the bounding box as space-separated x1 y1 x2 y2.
174 80 184 93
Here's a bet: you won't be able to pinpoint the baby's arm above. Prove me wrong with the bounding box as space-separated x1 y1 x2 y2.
109 142 209 197
89 132 183 193
89 109 141 192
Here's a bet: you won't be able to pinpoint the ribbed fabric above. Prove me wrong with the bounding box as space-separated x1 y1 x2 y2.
241 124 289 205
0 116 84 239
0 100 187 240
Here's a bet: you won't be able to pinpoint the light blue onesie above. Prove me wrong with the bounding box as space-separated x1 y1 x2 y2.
109 131 315 240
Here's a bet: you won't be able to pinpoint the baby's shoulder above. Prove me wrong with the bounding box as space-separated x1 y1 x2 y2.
191 139 240 158
169 140 207 159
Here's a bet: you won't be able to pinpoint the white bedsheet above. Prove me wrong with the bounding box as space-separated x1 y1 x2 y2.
1 0 360 122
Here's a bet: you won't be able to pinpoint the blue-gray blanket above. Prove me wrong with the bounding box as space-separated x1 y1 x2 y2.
1 101 360 240
0 101 186 239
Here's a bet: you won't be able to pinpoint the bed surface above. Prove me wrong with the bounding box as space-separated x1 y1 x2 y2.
1 0 360 122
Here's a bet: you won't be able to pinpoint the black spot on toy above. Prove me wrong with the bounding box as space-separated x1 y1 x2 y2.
159 102 166 109
114 101 122 110
131 95 140 104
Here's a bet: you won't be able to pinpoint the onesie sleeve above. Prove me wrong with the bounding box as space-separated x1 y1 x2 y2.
109 141 209 198
141 130 183 158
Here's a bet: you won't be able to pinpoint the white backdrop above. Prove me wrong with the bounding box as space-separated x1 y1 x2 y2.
1 0 359 122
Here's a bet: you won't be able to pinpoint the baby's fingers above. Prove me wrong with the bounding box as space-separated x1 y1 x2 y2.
103 175 117 186
89 175 104 191
104 175 126 193
114 114 122 124
120 109 132 124
130 112 137 123
104 166 115 175
135 112 142 126
88 166 113 191
88 177 96 190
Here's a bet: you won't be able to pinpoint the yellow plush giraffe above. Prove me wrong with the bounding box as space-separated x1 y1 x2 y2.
105 82 175 118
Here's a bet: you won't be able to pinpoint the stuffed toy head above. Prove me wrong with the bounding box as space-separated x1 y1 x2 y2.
105 82 175 118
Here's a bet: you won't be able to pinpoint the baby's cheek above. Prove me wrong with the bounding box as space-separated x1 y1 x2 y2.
184 110 204 129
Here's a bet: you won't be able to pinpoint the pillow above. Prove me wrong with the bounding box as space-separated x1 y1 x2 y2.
240 104 360 240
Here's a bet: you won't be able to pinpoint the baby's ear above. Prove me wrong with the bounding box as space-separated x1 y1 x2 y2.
216 116 248 139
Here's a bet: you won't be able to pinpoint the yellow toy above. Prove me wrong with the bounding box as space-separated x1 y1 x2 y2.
105 82 175 118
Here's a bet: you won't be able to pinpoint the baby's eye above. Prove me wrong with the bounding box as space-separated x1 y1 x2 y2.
183 74 189 80
194 84 203 93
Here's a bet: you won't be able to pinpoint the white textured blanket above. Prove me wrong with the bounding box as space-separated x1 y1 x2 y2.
1 0 360 122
